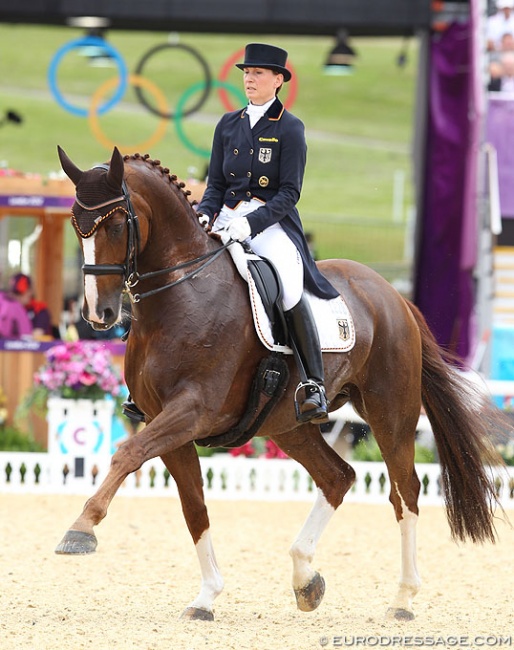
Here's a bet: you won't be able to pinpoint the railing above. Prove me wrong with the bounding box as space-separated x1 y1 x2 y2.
1 451 513 508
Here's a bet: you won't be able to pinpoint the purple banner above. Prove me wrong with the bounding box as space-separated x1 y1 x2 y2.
0 339 125 355
0 194 74 209
485 96 514 218
414 20 476 361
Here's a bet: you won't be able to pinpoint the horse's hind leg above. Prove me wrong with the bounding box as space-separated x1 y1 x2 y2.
270 425 356 612
361 391 422 620
160 443 223 621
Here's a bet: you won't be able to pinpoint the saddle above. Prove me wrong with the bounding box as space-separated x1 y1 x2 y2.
246 257 288 346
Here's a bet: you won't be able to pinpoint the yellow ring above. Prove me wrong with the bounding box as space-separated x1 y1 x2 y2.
88 73 169 151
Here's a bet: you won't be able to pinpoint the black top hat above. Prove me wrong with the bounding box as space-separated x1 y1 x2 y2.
235 43 291 82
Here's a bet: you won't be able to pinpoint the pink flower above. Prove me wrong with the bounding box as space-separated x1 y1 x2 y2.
33 341 125 401
263 440 288 459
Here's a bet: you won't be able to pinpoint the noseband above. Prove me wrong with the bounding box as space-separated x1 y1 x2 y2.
76 163 231 303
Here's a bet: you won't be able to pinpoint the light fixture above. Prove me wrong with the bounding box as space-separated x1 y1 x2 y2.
324 30 357 76
67 16 114 67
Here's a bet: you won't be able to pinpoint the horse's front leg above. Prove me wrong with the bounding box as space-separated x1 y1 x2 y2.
55 402 199 555
160 443 223 621
270 426 356 612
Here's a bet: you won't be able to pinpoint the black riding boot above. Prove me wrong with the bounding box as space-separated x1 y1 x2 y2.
122 397 146 423
285 296 329 424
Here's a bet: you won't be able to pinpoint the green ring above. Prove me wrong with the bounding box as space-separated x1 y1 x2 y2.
174 80 246 159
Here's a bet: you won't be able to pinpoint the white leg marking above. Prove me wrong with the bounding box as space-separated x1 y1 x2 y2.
188 529 224 612
290 489 335 589
391 484 421 613
82 236 101 322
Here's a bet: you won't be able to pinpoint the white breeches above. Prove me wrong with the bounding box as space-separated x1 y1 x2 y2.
213 199 304 311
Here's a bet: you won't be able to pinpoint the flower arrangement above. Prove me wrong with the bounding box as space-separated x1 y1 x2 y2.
17 341 126 422
34 341 124 402
229 438 289 459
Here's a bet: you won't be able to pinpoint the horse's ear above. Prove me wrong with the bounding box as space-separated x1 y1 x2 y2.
106 146 125 189
57 145 83 187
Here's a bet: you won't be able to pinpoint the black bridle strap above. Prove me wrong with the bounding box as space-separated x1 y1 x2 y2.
77 162 232 300
128 242 232 302
83 263 127 275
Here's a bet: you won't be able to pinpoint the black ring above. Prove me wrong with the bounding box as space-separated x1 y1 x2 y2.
134 43 212 119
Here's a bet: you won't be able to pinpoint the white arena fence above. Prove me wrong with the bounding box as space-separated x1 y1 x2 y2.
0 452 513 508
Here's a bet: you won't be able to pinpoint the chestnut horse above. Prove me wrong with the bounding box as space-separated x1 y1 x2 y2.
56 146 504 622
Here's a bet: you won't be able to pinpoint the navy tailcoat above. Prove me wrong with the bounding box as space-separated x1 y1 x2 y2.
198 98 339 300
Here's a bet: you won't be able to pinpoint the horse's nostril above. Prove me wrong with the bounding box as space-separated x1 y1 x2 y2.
103 308 116 322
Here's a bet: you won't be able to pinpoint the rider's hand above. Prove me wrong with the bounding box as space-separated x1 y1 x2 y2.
227 217 251 242
197 212 210 231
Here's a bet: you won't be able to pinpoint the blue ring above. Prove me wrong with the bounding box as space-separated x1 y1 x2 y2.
48 36 128 117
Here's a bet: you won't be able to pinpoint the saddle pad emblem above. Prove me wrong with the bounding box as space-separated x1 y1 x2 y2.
258 148 272 163
338 318 351 341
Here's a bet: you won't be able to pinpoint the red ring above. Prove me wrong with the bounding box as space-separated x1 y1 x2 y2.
218 47 298 111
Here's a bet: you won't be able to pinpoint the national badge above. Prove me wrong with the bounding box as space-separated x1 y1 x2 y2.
258 147 272 163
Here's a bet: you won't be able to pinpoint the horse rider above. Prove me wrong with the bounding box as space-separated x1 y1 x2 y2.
196 43 340 424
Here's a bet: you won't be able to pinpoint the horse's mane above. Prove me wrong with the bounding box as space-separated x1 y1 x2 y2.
122 152 199 212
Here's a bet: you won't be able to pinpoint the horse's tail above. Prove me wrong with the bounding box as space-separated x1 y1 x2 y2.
405 300 505 544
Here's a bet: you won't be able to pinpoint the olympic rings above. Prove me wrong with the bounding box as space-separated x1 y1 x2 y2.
134 43 212 120
48 36 128 117
174 80 246 159
88 74 169 152
48 39 298 154
217 47 298 112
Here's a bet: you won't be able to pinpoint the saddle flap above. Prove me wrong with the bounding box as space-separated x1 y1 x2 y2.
247 258 288 345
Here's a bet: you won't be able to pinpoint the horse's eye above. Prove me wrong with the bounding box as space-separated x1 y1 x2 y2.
108 222 124 237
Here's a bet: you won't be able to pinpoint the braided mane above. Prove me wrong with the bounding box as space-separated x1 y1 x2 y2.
122 152 199 210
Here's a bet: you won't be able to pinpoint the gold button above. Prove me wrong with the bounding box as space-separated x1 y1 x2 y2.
230 172 235 177
230 191 236 196
258 176 269 188
249 149 254 154
247 172 251 177
246 191 251 197
233 149 239 155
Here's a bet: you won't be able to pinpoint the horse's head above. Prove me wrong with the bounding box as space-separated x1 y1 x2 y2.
58 146 135 330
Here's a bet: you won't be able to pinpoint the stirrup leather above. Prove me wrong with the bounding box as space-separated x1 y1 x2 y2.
294 380 329 424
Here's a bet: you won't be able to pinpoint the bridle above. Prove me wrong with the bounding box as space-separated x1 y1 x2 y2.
77 164 230 303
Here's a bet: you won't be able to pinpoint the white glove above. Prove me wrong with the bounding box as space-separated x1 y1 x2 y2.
197 212 210 230
227 217 251 242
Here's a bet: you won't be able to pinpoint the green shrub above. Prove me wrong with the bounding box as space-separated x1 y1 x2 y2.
0 425 44 451
352 433 435 464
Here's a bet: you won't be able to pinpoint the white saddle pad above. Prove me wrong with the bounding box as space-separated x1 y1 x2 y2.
226 239 356 354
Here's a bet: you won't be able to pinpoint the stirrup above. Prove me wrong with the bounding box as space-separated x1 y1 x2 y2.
122 399 146 423
294 381 329 424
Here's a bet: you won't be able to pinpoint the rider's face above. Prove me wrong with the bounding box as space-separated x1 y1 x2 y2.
243 67 283 106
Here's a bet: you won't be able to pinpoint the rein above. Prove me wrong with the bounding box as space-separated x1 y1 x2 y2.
77 163 231 303
126 243 231 303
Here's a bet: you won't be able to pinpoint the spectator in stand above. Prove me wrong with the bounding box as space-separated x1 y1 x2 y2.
0 286 33 339
488 50 514 91
487 0 514 52
9 273 54 339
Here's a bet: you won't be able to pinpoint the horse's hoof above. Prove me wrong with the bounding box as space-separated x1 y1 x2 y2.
387 607 415 621
180 606 214 621
293 572 326 612
55 530 98 555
